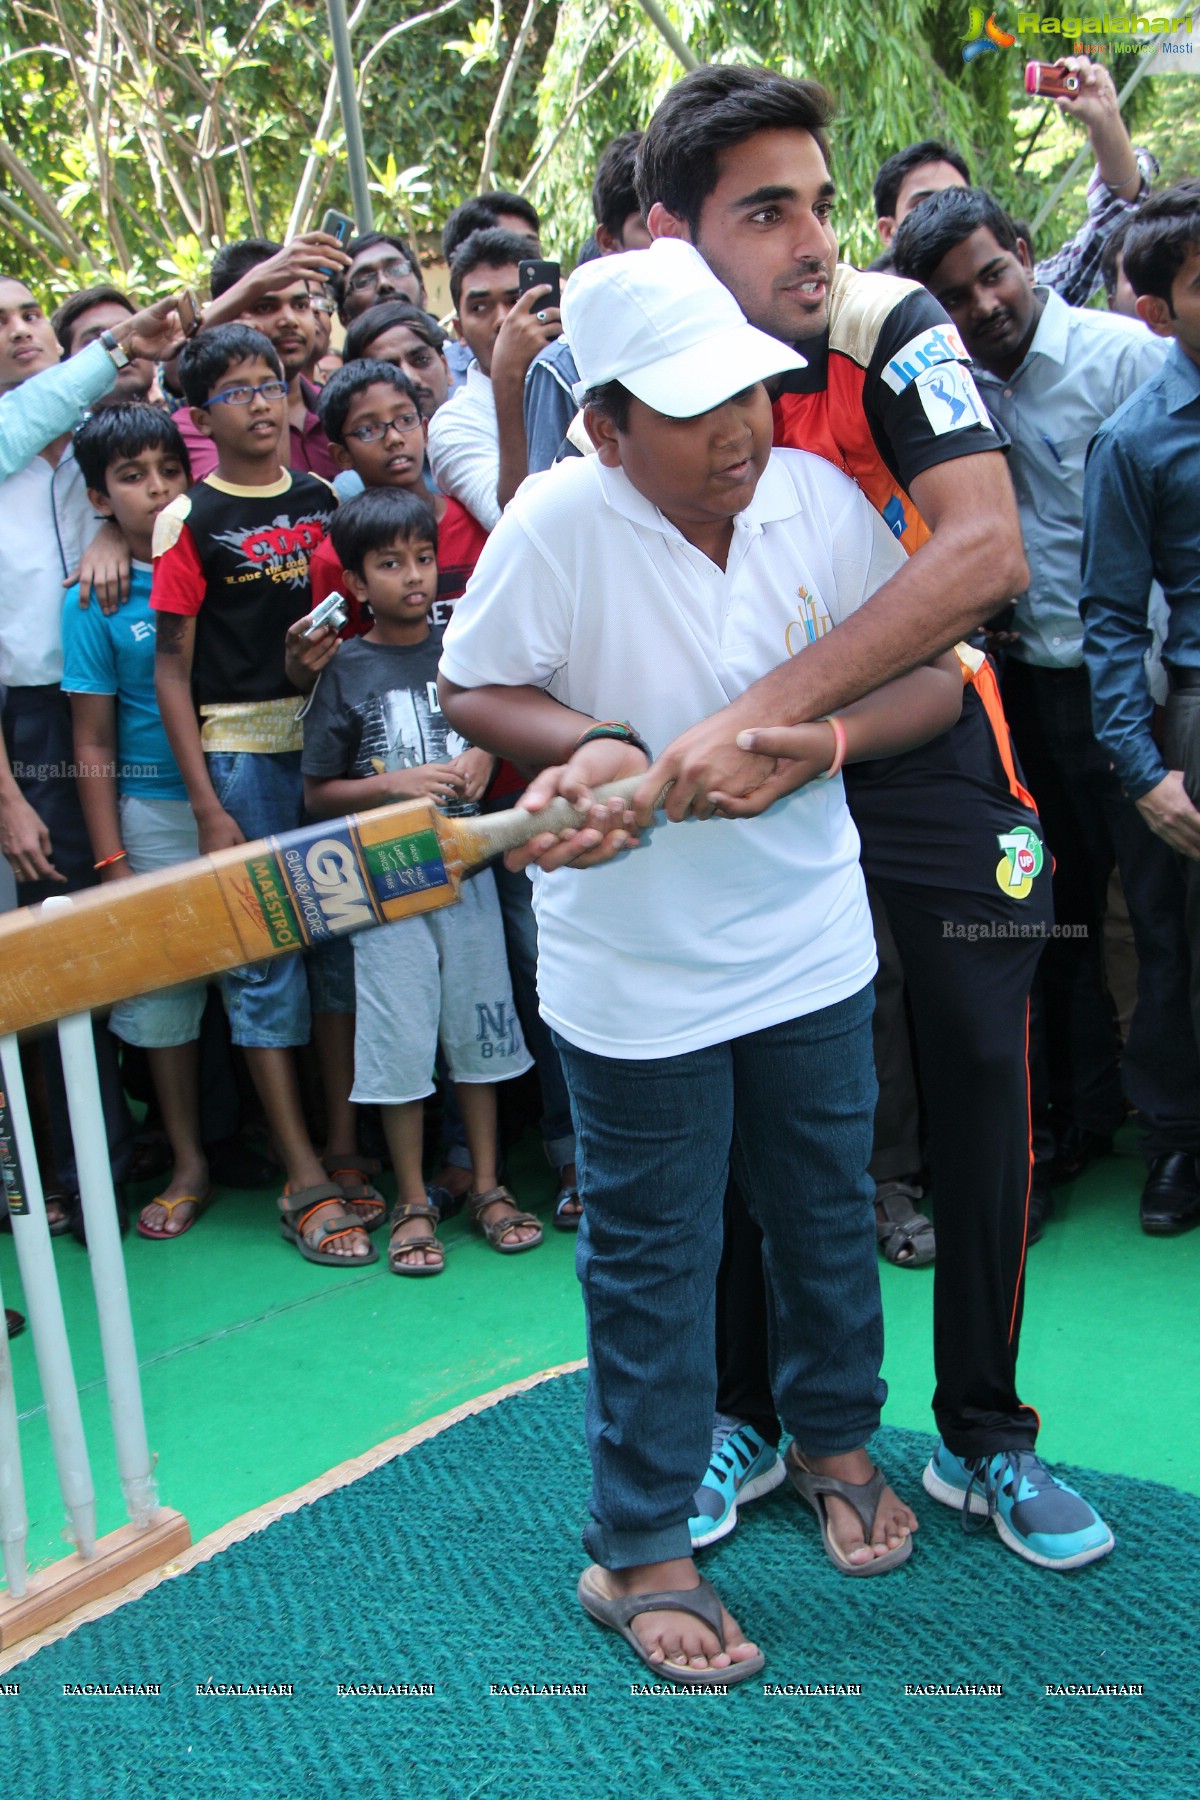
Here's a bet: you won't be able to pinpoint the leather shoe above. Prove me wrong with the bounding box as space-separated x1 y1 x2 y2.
1050 1124 1114 1186
1140 1153 1200 1236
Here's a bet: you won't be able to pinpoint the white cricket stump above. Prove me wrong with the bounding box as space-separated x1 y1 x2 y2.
0 899 190 1647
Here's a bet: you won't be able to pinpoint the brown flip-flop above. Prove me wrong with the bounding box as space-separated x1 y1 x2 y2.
785 1446 913 1575
577 1565 764 1686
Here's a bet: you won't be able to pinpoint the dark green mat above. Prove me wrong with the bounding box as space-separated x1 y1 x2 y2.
4 1368 1197 1800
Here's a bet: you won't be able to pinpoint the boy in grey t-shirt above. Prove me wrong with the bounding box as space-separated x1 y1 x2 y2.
301 489 535 1274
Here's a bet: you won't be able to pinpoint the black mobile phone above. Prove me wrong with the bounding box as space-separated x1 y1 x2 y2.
518 258 561 309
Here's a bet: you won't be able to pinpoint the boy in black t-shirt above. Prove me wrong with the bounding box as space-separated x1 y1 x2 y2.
152 325 378 1269
302 489 536 1275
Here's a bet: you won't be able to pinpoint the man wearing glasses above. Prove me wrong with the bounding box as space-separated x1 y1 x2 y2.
335 233 426 322
174 236 354 481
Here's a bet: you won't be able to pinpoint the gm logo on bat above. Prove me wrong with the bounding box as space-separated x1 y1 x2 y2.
257 818 452 951
281 834 378 940
299 838 375 932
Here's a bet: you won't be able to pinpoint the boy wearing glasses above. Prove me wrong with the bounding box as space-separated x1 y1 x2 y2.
310 360 487 625
174 237 345 482
151 326 373 1270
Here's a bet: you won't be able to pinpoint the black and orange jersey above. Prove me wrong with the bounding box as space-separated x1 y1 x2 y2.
772 266 999 555
773 265 1043 899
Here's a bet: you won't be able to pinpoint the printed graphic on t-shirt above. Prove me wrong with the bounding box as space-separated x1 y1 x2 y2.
349 676 475 814
996 826 1044 899
878 322 970 395
210 515 329 590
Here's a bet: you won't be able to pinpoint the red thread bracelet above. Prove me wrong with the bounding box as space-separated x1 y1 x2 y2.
94 850 128 870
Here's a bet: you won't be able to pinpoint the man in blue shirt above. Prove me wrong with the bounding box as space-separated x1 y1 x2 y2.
894 186 1200 1240
1081 180 1200 1234
524 133 652 475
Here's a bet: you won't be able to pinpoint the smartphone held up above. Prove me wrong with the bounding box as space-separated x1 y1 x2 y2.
518 258 562 310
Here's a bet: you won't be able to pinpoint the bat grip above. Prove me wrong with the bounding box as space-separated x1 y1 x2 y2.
466 776 658 859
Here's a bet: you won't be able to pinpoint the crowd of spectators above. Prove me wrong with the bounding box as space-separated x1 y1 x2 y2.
3 47 1199 1655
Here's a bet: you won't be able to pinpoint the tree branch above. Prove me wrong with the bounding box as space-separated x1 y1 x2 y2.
0 137 89 258
357 0 467 81
631 0 698 72
520 30 643 196
478 0 539 191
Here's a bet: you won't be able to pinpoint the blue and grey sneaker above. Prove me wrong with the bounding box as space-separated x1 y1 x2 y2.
923 1441 1114 1570
689 1418 786 1549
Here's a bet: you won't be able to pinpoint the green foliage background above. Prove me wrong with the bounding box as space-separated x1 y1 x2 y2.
1 1 1197 300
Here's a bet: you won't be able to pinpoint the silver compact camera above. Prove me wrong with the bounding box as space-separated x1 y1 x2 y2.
304 591 350 638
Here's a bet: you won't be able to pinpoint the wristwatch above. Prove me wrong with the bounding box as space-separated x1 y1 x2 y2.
99 329 130 370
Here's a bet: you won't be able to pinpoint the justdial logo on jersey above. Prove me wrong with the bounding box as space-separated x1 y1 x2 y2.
879 324 988 438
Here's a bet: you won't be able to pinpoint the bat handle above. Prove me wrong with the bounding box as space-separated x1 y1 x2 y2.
463 776 664 861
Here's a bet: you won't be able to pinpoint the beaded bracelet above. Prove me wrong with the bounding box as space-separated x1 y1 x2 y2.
94 850 128 870
815 714 848 781
572 719 651 760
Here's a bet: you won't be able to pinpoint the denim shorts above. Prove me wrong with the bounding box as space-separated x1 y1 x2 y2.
206 749 311 1048
108 793 208 1049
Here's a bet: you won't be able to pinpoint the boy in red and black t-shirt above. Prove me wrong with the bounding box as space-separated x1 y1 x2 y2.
153 324 378 1271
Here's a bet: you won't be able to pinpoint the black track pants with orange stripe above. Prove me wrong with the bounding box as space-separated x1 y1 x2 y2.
716 683 1051 1458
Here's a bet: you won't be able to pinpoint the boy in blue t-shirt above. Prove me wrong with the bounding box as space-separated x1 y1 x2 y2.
62 404 210 1239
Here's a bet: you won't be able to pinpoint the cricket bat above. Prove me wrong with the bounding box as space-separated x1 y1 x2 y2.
0 779 649 1037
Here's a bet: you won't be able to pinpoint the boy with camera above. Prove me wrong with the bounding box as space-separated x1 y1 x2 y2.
302 488 534 1275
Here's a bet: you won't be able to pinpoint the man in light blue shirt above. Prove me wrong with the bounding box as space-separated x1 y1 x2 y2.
894 185 1200 1239
0 276 178 1224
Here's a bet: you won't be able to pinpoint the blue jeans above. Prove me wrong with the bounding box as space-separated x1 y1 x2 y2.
553 984 885 1570
206 750 310 1048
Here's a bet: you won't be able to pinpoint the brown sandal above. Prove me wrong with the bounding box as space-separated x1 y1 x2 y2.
323 1157 387 1232
277 1182 379 1268
387 1200 445 1277
468 1185 543 1255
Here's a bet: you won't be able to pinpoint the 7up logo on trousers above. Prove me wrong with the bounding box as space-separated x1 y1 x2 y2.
996 827 1044 899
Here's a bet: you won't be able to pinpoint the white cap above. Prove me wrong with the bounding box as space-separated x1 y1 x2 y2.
562 238 806 419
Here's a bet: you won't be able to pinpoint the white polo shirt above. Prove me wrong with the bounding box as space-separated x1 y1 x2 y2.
440 449 906 1059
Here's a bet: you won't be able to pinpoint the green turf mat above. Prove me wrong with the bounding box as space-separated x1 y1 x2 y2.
2 1130 1199 1584
4 1368 1197 1800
